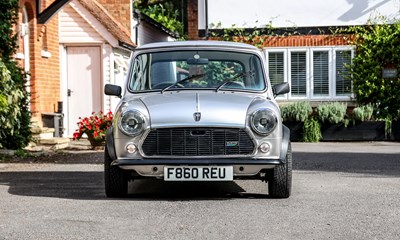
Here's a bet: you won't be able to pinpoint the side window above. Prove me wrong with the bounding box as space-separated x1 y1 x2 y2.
130 54 150 90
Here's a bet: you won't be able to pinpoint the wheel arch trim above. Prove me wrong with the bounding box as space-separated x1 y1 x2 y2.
279 125 291 163
106 127 117 160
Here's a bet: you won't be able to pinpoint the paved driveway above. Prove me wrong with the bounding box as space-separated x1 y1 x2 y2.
0 142 399 239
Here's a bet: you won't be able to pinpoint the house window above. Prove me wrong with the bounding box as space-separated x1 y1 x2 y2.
290 51 307 97
312 51 329 97
265 46 353 100
335 50 352 96
268 52 284 86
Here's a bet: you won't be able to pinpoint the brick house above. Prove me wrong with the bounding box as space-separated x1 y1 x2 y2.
187 0 399 104
16 0 178 138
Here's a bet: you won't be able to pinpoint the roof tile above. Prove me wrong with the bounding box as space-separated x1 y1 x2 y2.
76 0 136 49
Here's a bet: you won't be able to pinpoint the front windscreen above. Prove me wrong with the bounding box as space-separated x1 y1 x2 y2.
128 50 266 92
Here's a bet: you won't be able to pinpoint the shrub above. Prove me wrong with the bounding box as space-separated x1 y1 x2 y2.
303 117 322 142
317 102 347 124
280 101 313 122
0 0 31 149
352 104 375 122
0 59 30 149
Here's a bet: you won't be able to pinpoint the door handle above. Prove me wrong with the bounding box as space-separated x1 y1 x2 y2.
67 89 73 97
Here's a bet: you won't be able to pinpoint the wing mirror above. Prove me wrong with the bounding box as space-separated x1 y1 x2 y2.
104 84 122 98
272 82 290 98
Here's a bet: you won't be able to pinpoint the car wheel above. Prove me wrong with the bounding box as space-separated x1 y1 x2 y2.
267 142 292 198
104 145 128 198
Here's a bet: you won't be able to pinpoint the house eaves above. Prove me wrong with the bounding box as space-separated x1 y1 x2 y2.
134 9 180 39
37 0 136 51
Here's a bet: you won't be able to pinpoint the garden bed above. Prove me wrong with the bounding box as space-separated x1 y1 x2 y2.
284 121 392 142
321 121 386 141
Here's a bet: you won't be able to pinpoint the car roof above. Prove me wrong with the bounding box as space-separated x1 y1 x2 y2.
136 40 259 51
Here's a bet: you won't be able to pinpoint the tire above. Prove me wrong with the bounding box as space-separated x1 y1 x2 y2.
267 142 292 198
104 145 128 198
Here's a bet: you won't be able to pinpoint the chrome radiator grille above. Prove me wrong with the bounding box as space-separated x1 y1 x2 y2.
142 128 254 156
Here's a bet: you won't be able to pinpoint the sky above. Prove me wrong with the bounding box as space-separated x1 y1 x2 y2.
199 0 400 29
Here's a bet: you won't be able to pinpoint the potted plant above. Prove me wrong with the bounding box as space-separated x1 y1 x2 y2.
72 111 113 148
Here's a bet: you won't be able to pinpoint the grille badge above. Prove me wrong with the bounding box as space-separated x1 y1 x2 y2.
194 112 201 121
226 141 239 147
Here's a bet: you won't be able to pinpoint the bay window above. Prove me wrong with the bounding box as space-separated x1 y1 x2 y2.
265 47 353 100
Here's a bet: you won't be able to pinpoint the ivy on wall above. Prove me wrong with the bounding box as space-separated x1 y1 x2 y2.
209 22 277 48
345 18 400 120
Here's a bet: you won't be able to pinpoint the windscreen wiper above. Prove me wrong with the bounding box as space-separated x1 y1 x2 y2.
215 71 250 92
161 74 205 93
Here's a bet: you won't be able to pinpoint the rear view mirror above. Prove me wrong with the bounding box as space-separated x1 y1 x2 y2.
187 58 209 65
104 84 122 98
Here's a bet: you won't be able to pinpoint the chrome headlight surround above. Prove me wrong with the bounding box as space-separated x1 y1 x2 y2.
118 110 146 136
250 109 278 135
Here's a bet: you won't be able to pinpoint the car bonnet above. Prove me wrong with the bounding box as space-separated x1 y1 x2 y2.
139 92 257 128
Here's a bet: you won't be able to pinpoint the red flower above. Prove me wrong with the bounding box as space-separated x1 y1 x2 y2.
72 132 80 140
72 111 113 141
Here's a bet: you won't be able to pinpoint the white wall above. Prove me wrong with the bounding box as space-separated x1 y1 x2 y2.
137 21 175 45
199 0 400 29
59 4 104 43
60 2 118 46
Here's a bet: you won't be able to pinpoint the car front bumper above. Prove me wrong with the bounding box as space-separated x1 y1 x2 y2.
112 158 283 178
106 125 291 178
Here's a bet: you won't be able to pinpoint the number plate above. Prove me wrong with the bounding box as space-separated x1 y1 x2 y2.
164 166 233 181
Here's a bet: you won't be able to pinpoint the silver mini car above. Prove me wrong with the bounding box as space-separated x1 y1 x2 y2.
104 41 291 198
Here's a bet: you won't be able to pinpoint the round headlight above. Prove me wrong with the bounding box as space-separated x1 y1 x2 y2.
251 109 277 135
119 110 145 136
